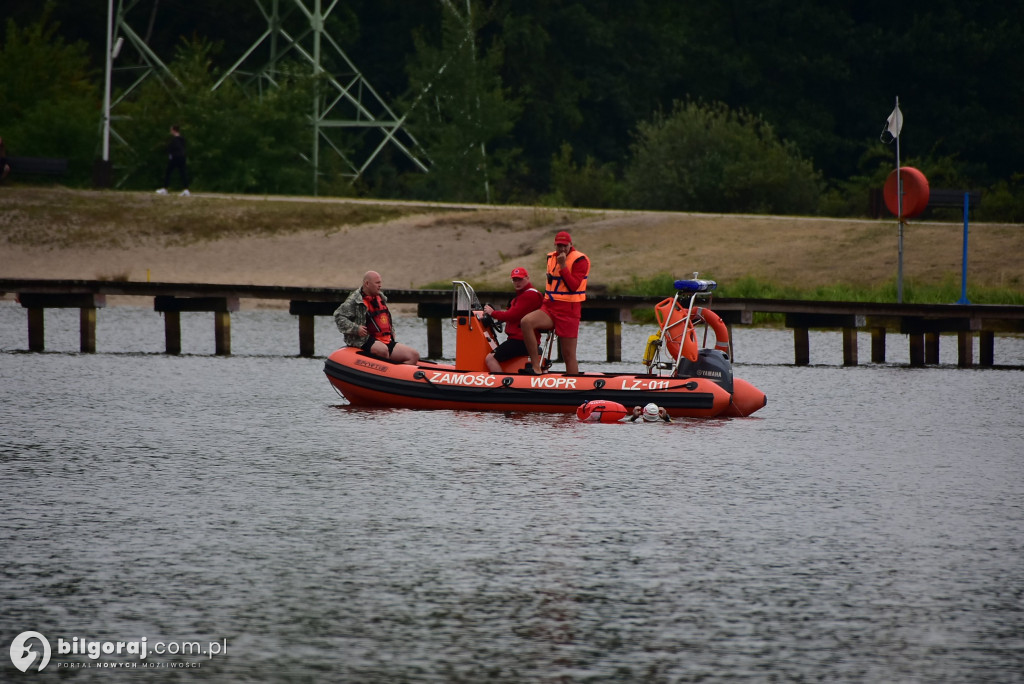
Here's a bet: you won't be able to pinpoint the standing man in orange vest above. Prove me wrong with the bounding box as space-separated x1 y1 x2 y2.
520 231 590 375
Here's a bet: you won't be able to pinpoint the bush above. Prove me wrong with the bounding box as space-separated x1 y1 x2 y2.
623 100 822 214
543 143 623 208
977 175 1024 223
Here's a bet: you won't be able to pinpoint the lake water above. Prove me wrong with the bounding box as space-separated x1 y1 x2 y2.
1 301 1023 682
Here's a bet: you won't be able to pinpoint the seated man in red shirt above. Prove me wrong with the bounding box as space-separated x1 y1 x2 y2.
482 267 543 372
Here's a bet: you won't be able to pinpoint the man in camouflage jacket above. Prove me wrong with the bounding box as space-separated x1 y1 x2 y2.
334 271 420 364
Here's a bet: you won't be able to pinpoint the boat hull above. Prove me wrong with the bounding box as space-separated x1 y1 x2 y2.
324 347 765 418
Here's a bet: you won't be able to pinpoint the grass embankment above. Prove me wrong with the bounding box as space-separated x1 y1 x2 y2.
621 272 1024 305
2 186 1022 305
1 187 430 248
620 272 1024 326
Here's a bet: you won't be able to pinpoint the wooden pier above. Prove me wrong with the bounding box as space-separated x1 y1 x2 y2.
2 279 1023 367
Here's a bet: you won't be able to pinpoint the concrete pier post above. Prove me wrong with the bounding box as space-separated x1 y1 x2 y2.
426 317 443 359
925 332 940 365
957 331 973 367
871 327 886 363
979 331 995 367
794 328 810 366
299 314 315 357
28 308 44 352
214 311 231 356
80 307 98 353
842 327 858 366
909 334 925 367
606 321 621 362
164 311 182 355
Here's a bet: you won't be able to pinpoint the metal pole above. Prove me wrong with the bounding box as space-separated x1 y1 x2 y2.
464 0 490 203
958 192 971 304
895 96 903 303
103 0 114 162
312 0 322 196
897 220 904 303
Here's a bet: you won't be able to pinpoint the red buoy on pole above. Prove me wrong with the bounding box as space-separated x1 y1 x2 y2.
884 167 930 218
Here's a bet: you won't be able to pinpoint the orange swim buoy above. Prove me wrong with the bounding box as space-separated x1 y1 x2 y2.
576 400 629 423
654 301 730 361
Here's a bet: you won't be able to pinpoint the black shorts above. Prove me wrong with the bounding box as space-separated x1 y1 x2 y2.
492 338 529 362
362 337 397 354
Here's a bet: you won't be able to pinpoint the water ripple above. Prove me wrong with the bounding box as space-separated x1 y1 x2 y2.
1 304 1022 681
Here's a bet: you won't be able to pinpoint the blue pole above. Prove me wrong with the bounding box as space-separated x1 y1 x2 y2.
957 192 971 304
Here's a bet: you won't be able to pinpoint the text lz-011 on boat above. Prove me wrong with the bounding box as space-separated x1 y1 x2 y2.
324 279 766 418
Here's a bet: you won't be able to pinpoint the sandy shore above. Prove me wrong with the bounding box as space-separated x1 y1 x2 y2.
2 189 1022 307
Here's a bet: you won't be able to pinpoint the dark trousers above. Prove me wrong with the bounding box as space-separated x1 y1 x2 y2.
164 156 188 189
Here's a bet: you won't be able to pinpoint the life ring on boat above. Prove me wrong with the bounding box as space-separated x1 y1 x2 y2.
576 400 629 423
654 301 731 362
695 307 731 356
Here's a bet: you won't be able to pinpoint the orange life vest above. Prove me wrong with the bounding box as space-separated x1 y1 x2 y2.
544 250 589 303
363 294 393 343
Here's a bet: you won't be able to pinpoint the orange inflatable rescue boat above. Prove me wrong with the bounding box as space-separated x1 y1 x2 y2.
324 279 766 418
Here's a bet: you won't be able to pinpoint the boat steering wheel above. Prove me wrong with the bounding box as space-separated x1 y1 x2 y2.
482 313 504 334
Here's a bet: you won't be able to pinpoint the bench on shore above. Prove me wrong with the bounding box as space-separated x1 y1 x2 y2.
924 188 981 216
5 156 70 178
869 187 982 219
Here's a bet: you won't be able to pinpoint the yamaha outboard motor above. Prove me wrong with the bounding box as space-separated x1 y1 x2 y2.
676 348 734 394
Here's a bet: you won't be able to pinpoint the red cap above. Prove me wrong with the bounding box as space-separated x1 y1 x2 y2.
554 231 572 245
510 267 528 280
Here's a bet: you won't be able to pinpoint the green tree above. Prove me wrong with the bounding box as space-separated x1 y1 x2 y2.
6 0 1023 211
624 100 822 214
114 38 316 194
495 1 692 200
0 10 98 181
401 1 522 203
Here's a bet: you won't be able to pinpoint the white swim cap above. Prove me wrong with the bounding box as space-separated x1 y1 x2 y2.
642 403 660 422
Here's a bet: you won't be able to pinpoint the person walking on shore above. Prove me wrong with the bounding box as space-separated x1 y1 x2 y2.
0 136 10 183
156 125 189 196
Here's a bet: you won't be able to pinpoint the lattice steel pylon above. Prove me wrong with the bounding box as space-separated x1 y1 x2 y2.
215 0 429 193
103 0 429 193
100 0 183 179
